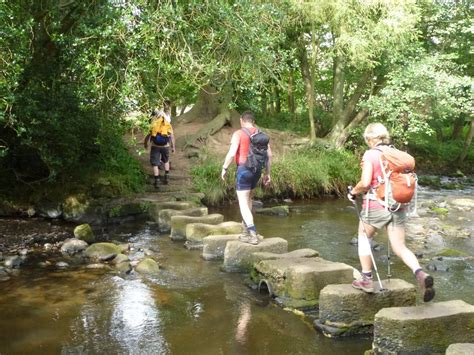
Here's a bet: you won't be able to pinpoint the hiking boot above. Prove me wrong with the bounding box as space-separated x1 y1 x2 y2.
247 230 259 245
153 177 159 189
238 231 251 243
163 173 169 185
352 275 374 293
416 270 435 302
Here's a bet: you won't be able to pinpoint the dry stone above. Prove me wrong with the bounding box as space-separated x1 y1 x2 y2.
315 279 416 337
170 214 224 241
372 300 474 354
446 343 474 355
185 221 241 248
149 201 196 222
158 207 208 232
202 234 240 260
222 238 288 273
251 248 319 264
253 257 353 309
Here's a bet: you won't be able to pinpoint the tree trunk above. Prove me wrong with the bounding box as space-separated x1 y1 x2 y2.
298 33 317 143
451 114 466 140
261 90 268 117
179 84 239 126
458 118 473 163
332 54 344 127
274 84 281 114
288 72 296 115
171 104 177 118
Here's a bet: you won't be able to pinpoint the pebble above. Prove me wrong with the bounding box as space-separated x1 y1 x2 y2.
19 249 29 256
44 243 53 251
56 261 69 269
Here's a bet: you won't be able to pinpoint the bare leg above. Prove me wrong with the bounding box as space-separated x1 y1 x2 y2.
153 166 159 176
358 220 377 273
387 225 420 272
236 190 253 227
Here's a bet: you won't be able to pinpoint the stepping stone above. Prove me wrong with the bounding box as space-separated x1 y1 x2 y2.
372 300 474 354
202 234 240 261
253 257 353 309
251 248 319 264
185 221 242 249
314 279 416 337
170 214 224 241
255 205 289 216
446 343 474 355
149 201 196 222
158 207 208 233
222 238 288 273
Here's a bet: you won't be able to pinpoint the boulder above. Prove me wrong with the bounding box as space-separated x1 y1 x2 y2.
112 254 129 264
4 255 23 269
115 261 132 274
149 201 196 222
315 279 416 337
61 238 89 255
170 214 224 241
84 243 121 260
372 300 474 354
255 205 290 216
73 224 95 244
55 261 69 269
223 238 288 273
0 267 10 281
252 257 353 309
158 207 208 233
62 195 90 221
186 221 242 248
135 258 160 274
202 234 240 261
446 343 474 355
450 198 474 209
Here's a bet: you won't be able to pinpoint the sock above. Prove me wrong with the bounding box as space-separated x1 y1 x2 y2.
154 175 159 180
247 224 257 233
414 268 423 275
362 271 372 279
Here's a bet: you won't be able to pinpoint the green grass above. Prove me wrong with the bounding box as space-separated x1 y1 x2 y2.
191 146 359 205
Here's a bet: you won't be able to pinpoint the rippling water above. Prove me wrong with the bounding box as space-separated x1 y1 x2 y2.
0 191 472 354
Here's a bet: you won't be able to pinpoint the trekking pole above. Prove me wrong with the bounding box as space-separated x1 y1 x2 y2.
387 237 392 282
348 186 386 291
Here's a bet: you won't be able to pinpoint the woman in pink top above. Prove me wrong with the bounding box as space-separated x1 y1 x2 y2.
348 123 435 302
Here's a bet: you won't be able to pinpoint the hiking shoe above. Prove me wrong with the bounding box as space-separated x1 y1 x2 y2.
153 178 159 189
352 275 374 293
238 230 251 243
416 270 435 302
163 174 169 185
247 230 259 245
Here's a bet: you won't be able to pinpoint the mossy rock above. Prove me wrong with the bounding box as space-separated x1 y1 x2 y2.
85 243 122 260
436 248 468 257
107 201 150 218
431 207 449 216
417 176 441 188
135 258 160 274
63 195 90 221
73 224 95 243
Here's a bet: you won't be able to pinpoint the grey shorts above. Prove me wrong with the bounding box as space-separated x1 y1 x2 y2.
150 146 169 166
360 208 407 230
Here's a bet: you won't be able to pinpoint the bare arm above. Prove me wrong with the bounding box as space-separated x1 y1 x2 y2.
263 144 272 185
351 159 372 195
221 132 240 180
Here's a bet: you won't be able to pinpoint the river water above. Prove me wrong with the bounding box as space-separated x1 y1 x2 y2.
0 191 472 354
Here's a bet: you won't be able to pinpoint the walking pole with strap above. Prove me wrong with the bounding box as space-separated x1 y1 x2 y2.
348 186 386 292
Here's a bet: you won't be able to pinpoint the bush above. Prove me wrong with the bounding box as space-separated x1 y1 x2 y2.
191 146 359 205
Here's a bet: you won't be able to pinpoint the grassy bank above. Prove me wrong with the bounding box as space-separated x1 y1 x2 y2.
191 146 359 205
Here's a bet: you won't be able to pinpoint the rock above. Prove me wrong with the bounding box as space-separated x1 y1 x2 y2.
37 200 62 219
158 207 208 233
426 261 450 272
60 238 89 255
170 214 225 241
56 261 69 269
106 201 151 220
223 237 288 273
44 243 53 251
19 249 28 256
135 258 160 274
372 300 474 354
84 243 122 260
117 243 130 253
450 198 474 209
446 343 474 355
186 221 242 248
252 200 264 209
251 248 319 264
115 261 132 274
252 257 353 309
74 224 95 244
4 256 23 269
63 195 90 221
350 237 358 246
202 235 241 260
436 248 468 257
0 267 10 281
315 279 416 337
149 201 197 222
255 205 290 216
112 254 129 264
86 263 109 269
98 253 117 262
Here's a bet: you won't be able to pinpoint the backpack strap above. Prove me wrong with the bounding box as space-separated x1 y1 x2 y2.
241 127 259 138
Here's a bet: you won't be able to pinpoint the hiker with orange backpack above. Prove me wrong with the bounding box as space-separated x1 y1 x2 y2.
144 100 175 188
348 123 435 302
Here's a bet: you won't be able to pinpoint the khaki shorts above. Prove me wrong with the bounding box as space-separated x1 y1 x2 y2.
360 208 407 230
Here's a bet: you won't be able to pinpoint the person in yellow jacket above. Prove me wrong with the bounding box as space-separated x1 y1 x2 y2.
144 100 175 188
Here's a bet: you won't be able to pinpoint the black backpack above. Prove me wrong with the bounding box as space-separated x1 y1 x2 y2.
242 127 270 172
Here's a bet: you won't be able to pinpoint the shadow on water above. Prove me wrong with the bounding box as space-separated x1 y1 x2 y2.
1 192 472 354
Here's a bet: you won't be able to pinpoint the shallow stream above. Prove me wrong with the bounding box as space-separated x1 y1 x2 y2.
0 188 472 354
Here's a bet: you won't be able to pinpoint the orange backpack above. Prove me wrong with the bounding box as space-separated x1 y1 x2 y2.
373 145 417 210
